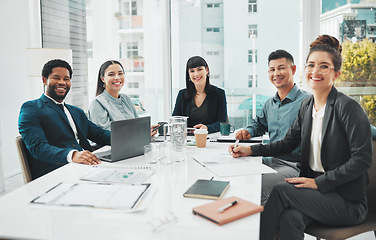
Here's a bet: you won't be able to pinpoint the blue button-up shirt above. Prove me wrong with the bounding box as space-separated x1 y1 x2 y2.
245 84 311 162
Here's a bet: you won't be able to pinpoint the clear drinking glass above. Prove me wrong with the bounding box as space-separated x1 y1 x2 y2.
159 141 173 165
144 144 158 164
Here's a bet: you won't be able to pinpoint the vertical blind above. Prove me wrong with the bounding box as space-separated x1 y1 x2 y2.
41 0 88 109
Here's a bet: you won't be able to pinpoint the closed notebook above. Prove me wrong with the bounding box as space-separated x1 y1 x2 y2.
183 179 230 200
192 196 264 226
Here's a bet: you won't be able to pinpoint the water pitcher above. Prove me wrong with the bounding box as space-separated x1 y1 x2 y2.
169 116 188 162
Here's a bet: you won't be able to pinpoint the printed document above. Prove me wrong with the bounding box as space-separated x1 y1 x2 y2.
80 167 154 184
31 182 151 210
192 149 276 177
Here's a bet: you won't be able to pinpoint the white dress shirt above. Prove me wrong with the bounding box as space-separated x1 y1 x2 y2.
309 105 326 173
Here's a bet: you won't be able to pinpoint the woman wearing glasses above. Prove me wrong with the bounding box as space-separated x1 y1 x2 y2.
229 35 372 240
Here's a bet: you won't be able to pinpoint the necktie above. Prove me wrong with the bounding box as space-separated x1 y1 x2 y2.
57 103 92 151
57 103 64 112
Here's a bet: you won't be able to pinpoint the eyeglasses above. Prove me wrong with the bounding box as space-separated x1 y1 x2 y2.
305 63 335 74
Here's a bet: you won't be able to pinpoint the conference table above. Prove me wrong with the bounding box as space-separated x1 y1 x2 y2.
0 136 262 240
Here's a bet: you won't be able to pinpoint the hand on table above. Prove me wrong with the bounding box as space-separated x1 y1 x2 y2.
235 129 251 140
72 150 101 165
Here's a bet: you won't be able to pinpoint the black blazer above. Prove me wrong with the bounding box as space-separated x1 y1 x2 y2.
172 85 227 133
252 87 372 201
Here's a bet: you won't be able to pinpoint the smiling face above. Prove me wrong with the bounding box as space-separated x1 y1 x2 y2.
305 51 340 93
188 66 208 89
268 58 296 90
102 64 125 95
43 67 71 102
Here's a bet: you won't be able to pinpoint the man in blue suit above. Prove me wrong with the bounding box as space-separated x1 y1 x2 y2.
19 59 111 179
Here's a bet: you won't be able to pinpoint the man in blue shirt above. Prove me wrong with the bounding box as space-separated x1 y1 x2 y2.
236 50 310 205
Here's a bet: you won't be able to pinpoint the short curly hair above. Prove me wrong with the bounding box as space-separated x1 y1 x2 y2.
41 59 73 78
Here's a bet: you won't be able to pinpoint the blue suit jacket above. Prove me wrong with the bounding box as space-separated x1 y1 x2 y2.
18 94 111 179
172 85 227 133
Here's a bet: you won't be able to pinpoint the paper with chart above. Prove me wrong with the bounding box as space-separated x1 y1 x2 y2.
192 149 276 177
30 182 151 210
80 167 154 184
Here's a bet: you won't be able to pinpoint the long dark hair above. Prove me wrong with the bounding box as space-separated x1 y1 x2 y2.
185 56 213 99
95 60 125 96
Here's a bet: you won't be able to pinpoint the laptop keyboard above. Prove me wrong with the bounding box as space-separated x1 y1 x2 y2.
101 154 111 159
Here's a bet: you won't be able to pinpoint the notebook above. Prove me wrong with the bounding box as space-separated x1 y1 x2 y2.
183 179 230 200
95 116 151 162
192 196 264 226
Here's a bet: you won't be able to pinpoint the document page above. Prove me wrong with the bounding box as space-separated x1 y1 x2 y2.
192 149 276 177
31 182 151 209
80 168 154 184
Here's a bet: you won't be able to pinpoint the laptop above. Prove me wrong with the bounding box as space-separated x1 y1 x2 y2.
96 116 151 162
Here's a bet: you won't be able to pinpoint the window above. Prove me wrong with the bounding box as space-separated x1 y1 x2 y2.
127 82 139 88
248 50 258 63
121 0 137 16
248 75 258 88
248 24 257 37
207 3 220 8
207 51 220 55
206 27 220 32
41 0 88 109
248 0 257 13
127 42 138 58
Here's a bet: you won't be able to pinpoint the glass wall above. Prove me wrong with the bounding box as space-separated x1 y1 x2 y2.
170 0 301 129
86 0 376 129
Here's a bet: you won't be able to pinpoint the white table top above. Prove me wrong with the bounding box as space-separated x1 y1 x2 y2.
0 140 261 240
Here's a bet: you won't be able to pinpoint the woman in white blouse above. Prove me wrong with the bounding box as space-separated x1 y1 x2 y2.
229 35 372 240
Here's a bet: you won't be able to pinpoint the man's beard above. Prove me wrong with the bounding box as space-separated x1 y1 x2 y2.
46 85 70 102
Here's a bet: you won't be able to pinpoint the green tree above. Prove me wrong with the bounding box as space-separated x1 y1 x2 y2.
336 38 376 87
361 95 376 126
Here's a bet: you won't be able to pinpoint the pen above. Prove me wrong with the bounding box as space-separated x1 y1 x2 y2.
152 123 165 132
210 176 214 180
231 139 240 155
217 200 238 213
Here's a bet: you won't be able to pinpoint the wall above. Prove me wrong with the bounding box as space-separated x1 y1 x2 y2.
0 0 39 178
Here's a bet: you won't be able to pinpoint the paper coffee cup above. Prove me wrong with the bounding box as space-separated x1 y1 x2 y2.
194 129 208 148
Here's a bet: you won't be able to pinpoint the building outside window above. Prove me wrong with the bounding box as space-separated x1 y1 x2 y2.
126 42 138 58
120 0 137 16
206 27 220 32
248 24 257 37
207 51 220 55
248 0 257 13
248 75 258 88
127 82 139 88
248 50 258 63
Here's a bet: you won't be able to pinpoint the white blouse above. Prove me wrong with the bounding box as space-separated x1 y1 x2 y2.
309 104 326 173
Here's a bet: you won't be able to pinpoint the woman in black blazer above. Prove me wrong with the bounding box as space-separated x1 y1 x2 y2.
172 56 227 133
229 35 372 240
